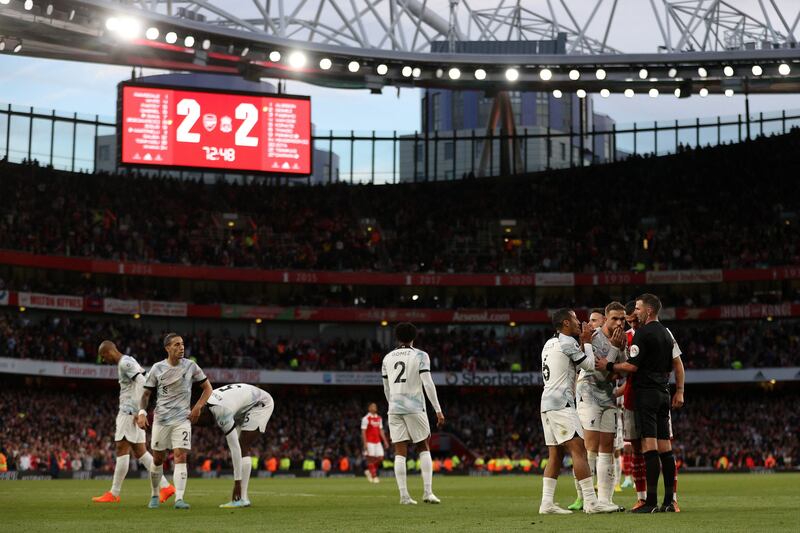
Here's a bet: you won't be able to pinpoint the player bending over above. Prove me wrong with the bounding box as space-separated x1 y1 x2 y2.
382 322 444 505
538 309 619 515
362 402 390 484
196 383 275 508
92 340 174 504
137 333 212 510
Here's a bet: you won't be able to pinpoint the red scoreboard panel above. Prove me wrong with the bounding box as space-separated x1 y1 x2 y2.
118 83 311 175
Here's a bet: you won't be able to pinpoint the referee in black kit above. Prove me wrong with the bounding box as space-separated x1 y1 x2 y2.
595 293 677 513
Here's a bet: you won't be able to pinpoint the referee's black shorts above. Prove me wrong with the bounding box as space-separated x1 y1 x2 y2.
635 389 671 440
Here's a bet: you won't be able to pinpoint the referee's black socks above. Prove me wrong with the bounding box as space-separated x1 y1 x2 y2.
660 451 676 506
644 450 661 506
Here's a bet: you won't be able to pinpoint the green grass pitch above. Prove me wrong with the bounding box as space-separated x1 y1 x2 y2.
3 473 798 532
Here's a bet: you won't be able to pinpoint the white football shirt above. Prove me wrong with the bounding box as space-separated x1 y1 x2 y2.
540 333 590 413
207 383 270 434
118 354 145 415
381 347 431 415
145 358 207 425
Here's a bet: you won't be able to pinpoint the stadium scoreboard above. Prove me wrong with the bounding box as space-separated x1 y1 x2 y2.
118 82 311 175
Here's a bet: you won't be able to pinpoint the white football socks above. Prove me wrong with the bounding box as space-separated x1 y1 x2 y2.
541 477 557 506
110 455 130 497
419 451 433 496
587 451 598 483
149 463 163 498
394 456 409 498
139 452 169 489
174 463 188 501
574 475 582 500
241 456 252 501
597 452 614 503
578 476 599 505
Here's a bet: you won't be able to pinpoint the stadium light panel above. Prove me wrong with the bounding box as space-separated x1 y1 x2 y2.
68 9 74 20
576 89 586 98
668 68 677 78
0 39 5 51
624 88 634 97
698 67 708 78
0 0 10 5
751 65 763 76
183 35 194 47
348 60 360 73
201 39 211 50
552 89 562 98
779 63 791 75
411 294 419 301
723 65 734 76
674 88 681 97
269 50 281 62
402 66 413 77
13 41 22 53
699 87 709 97
595 68 606 80
105 17 119 32
448 67 461 80
638 68 648 79
45 4 52 15
412 67 421 77
600 88 610 97
649 88 659 98
376 64 388 75
539 68 552 81
145 27 159 40
568 69 580 80
165 31 177 44
474 68 486 80
24 0 32 11
288 51 306 68
319 58 332 70
505 68 519 81
240 47 249 57
435 68 443 79
725 89 734 97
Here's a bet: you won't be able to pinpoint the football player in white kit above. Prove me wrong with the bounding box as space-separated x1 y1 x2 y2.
575 302 626 511
137 333 213 510
538 309 619 515
381 322 444 505
92 340 174 504
196 383 275 508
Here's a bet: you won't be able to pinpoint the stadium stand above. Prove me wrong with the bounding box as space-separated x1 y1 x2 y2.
1 385 795 474
1 132 799 274
1 311 798 369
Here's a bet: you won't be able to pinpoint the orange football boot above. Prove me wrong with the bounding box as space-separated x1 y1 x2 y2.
159 484 176 503
92 491 120 503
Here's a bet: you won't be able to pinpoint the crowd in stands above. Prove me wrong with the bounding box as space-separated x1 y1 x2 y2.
1 311 799 370
1 386 795 475
2 131 799 274
3 273 799 310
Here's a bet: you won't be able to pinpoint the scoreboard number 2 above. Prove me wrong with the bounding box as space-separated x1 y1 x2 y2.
175 98 260 147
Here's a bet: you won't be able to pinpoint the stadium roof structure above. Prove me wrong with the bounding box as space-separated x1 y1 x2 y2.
3 0 800 95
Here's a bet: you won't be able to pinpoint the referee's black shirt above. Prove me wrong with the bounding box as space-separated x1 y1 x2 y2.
628 321 673 392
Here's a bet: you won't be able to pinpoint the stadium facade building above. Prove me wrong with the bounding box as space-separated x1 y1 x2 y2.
400 37 616 182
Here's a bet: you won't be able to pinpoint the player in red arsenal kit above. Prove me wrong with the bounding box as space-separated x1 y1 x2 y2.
361 402 390 483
